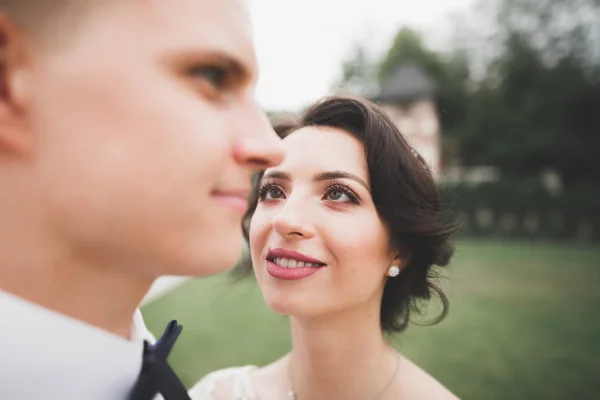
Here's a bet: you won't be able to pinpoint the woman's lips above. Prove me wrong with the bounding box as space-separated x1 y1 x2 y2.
266 260 325 280
265 248 326 280
266 248 325 265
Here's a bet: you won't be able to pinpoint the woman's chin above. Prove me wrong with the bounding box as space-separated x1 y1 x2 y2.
263 295 306 316
264 298 295 315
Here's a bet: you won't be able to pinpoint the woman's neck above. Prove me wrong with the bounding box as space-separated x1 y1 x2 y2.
288 305 399 400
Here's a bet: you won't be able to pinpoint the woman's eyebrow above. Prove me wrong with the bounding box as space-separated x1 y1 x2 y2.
313 171 370 190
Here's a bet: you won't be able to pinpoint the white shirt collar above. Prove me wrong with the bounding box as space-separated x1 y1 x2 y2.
130 308 156 344
0 290 146 400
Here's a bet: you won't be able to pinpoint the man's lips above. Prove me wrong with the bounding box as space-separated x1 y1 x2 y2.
212 189 250 213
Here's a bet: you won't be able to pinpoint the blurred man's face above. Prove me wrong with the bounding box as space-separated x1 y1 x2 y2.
16 0 283 276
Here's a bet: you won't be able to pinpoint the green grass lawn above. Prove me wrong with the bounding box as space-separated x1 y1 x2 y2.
142 239 600 399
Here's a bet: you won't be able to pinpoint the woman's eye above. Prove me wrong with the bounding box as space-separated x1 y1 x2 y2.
323 183 360 204
258 183 285 201
324 187 356 203
266 187 284 200
327 189 347 201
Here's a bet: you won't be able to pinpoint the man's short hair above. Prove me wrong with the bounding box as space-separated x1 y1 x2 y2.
0 1 100 45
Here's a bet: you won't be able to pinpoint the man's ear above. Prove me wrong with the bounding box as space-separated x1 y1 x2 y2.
0 12 34 156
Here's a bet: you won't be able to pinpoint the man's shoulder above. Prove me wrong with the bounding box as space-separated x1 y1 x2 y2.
0 290 144 400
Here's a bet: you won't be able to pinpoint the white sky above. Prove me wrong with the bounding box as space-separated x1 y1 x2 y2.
249 0 476 111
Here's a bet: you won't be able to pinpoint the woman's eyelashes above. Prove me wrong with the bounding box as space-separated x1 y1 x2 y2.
257 181 285 201
322 182 360 204
257 179 361 205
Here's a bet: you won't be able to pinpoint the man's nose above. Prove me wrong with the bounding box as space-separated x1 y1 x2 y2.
233 102 284 171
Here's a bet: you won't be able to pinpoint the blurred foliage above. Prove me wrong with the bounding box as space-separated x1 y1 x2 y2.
336 0 600 189
442 181 600 242
333 44 379 97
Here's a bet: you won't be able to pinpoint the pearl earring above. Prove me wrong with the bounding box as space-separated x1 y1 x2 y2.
387 265 400 277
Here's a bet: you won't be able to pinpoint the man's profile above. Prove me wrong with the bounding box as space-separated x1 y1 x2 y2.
0 0 282 398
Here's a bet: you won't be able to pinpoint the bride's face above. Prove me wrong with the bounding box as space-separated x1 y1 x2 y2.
249 126 396 320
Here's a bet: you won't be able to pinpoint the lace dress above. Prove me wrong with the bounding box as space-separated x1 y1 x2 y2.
188 366 260 400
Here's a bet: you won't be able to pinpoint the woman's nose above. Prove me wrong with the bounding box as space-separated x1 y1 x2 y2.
271 201 316 240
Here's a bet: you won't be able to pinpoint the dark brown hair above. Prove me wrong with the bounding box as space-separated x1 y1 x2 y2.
237 95 456 334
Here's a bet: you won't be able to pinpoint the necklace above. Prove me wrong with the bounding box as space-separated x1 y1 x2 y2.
287 352 401 400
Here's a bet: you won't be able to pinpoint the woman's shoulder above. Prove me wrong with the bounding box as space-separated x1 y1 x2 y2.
188 365 259 400
397 354 459 399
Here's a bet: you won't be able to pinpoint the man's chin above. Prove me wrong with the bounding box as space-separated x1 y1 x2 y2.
160 259 236 278
151 228 244 277
189 243 244 277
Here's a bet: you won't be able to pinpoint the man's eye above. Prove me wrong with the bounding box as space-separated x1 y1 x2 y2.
188 65 228 87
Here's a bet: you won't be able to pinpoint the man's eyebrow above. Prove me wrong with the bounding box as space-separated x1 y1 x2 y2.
175 48 256 83
207 50 256 82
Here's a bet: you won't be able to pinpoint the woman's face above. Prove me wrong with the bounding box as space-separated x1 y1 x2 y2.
249 126 399 320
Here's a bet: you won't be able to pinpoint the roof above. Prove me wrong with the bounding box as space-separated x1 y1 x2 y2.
375 64 436 104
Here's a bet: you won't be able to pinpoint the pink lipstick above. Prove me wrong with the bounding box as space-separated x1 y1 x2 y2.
265 248 326 281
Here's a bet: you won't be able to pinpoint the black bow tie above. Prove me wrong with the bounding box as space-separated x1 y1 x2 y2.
129 320 192 400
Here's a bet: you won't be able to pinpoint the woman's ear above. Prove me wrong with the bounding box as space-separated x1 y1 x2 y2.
385 245 411 278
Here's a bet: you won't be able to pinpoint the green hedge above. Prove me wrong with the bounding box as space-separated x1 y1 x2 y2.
442 181 600 242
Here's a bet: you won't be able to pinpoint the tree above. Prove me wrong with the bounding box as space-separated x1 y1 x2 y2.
457 0 600 187
378 28 445 84
331 44 379 97
332 0 600 187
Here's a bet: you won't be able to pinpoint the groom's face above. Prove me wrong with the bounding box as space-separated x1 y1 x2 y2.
3 0 283 276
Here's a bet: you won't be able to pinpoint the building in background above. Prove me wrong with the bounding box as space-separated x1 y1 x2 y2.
374 64 442 178
268 65 444 178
